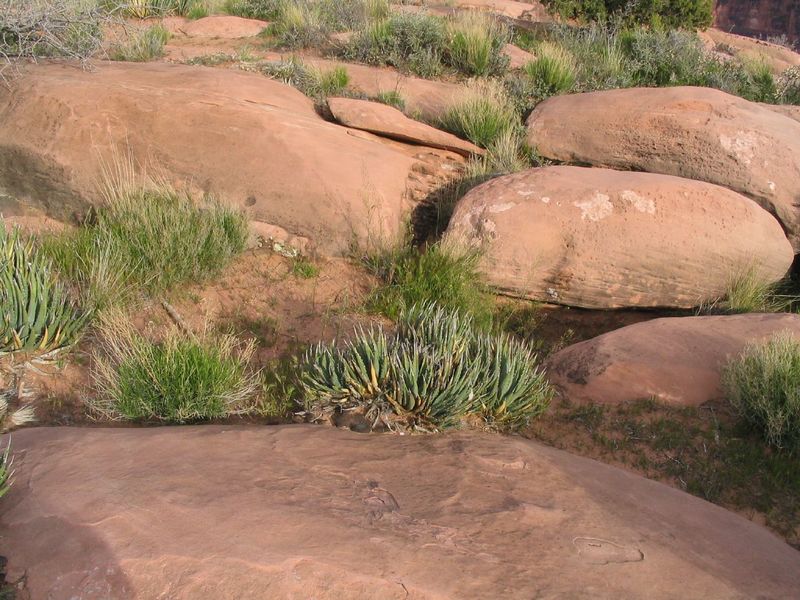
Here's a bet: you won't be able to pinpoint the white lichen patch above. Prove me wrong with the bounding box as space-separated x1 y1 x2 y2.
489 202 516 213
768 181 776 192
574 192 613 221
540 196 551 204
620 190 655 214
719 131 758 165
516 189 537 197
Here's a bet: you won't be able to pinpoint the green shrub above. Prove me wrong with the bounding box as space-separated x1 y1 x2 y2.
223 0 282 19
341 11 447 78
254 57 349 99
364 242 494 328
542 0 713 29
42 180 248 306
299 303 552 431
186 2 209 18
446 11 509 77
523 41 577 97
261 0 373 48
719 266 792 314
722 332 800 452
91 314 259 422
110 24 169 62
777 66 800 105
440 79 519 148
1 225 88 357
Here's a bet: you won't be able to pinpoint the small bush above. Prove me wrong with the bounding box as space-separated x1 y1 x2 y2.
42 180 248 306
110 24 169 62
542 0 713 29
778 66 800 105
223 0 282 19
523 41 577 97
722 332 800 452
299 303 552 431
1 225 88 357
91 314 259 422
262 0 372 48
363 242 494 329
440 78 520 148
446 11 509 77
253 57 349 100
186 2 209 19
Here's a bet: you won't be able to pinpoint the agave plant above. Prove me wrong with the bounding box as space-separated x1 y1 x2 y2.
0 225 89 357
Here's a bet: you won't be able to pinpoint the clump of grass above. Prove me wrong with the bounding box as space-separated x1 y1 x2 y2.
440 78 520 148
374 89 405 110
1 225 89 357
722 332 800 452
42 178 248 310
291 256 319 278
110 24 169 62
363 241 494 329
778 66 800 105
253 57 349 100
0 441 12 499
186 2 209 18
446 11 509 77
299 302 552 431
715 266 793 314
90 313 259 422
523 41 577 97
223 0 282 19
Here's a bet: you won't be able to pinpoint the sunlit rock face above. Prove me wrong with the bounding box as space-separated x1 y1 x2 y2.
714 0 799 45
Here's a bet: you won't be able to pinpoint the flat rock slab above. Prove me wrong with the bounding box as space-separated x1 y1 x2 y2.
546 313 800 406
328 97 482 157
527 86 800 251
2 426 799 599
180 15 270 38
444 165 792 309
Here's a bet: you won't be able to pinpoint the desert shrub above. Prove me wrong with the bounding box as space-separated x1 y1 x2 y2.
440 78 520 148
110 24 169 62
542 0 713 29
186 2 209 18
299 303 552 431
341 11 447 78
0 441 12 499
446 11 509 77
523 41 577 97
0 0 105 75
259 0 373 48
253 57 349 100
111 0 206 17
363 242 494 329
374 89 405 110
223 0 280 18
42 180 248 306
778 66 800 105
722 332 800 452
465 127 533 179
91 313 259 422
0 225 88 357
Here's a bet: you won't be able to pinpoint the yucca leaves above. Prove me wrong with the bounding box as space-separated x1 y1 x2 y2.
0 225 88 356
299 302 552 431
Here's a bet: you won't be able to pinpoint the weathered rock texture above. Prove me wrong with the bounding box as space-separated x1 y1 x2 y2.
328 97 482 157
444 166 792 309
764 103 800 122
3 425 799 599
701 28 800 74
714 0 799 45
547 313 800 406
0 62 424 255
527 86 800 250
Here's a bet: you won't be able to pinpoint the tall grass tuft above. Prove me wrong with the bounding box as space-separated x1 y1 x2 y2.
722 332 800 452
110 24 170 62
440 78 520 148
523 41 577 96
446 11 509 77
90 312 259 422
720 266 792 314
42 177 248 309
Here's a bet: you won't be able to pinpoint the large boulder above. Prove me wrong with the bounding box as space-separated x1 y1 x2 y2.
527 87 800 250
546 313 800 406
0 62 421 255
327 97 482 157
3 425 799 599
444 166 793 309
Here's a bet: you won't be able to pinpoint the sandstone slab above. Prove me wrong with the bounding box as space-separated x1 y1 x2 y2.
527 86 800 250
180 15 270 38
546 313 800 406
502 43 535 68
764 103 800 122
2 425 799 599
328 97 482 157
0 62 419 255
445 166 793 309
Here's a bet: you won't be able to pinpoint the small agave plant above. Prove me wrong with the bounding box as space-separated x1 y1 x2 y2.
299 301 553 432
0 225 89 358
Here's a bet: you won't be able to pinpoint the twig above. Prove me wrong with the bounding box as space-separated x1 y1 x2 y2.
161 300 193 336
